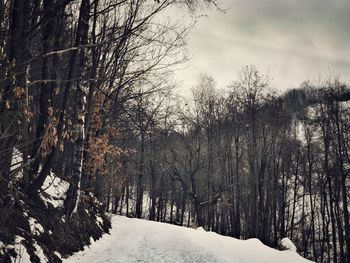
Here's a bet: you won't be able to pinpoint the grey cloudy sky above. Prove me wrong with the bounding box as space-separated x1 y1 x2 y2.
174 0 350 93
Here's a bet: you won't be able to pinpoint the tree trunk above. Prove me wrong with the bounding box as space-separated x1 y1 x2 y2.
135 130 145 218
64 0 90 219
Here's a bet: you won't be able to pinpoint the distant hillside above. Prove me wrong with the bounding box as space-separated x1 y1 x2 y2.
282 82 350 115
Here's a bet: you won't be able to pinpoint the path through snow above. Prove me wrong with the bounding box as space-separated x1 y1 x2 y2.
64 216 313 263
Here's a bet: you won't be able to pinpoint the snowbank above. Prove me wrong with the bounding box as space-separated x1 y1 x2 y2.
40 172 69 208
280 237 297 252
64 216 314 263
10 236 31 262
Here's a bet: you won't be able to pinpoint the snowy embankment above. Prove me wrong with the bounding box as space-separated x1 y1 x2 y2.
1 156 109 263
65 216 313 263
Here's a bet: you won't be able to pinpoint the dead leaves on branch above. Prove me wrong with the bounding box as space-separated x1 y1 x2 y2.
41 116 58 156
13 87 25 98
86 93 127 176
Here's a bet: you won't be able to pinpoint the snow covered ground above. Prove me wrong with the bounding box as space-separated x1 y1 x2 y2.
64 216 314 263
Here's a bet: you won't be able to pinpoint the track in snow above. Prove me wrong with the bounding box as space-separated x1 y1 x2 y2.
64 216 314 263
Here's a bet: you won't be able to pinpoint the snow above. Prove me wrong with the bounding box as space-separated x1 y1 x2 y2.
10 236 31 263
10 238 48 263
28 217 44 235
64 216 314 263
11 148 22 171
280 237 297 252
40 172 69 208
34 242 48 263
11 147 23 180
96 215 103 225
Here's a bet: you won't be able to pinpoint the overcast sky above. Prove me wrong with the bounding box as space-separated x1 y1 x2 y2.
174 0 350 94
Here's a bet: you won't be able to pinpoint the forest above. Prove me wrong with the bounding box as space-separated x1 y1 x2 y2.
0 0 350 262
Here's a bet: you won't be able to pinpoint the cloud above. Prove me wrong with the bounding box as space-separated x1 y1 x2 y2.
175 0 350 94
228 0 350 45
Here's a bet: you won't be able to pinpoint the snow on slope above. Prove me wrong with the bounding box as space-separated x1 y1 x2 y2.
64 216 314 263
40 172 69 208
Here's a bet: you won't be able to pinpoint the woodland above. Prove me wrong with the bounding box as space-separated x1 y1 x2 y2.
0 0 350 262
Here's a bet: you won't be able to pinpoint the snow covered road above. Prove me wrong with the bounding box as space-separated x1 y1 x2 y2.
64 216 313 263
